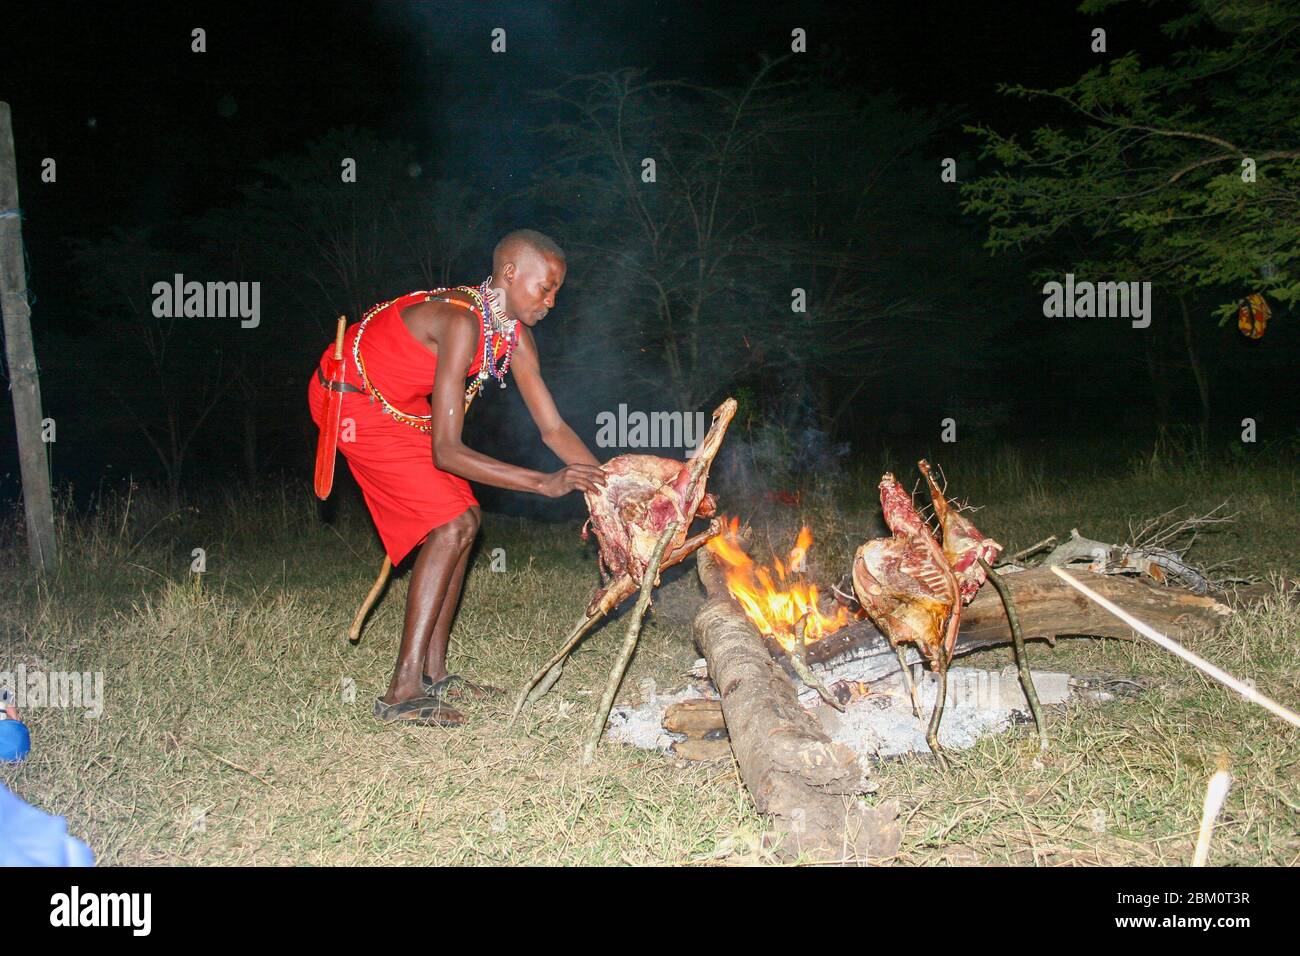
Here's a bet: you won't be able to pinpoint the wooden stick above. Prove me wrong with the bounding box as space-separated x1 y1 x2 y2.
981 556 1047 751
332 315 346 359
508 608 604 724
510 519 722 718
1051 566 1300 729
895 645 921 718
1010 535 1057 563
581 520 679 765
926 662 948 769
349 555 392 643
1192 761 1232 867
788 612 843 711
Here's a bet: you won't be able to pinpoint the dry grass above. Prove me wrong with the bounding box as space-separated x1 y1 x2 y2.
1 447 1297 865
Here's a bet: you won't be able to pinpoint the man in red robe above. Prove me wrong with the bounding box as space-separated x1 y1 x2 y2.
308 230 605 726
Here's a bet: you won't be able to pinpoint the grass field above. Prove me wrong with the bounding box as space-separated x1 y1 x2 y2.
2 443 1297 865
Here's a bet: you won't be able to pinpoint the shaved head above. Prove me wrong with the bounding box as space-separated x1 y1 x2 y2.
493 229 565 275
491 229 567 328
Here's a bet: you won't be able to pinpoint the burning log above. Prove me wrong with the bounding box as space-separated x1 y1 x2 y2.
693 544 902 863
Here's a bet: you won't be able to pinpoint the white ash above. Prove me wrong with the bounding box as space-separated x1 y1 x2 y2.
606 662 1073 758
604 677 718 752
818 667 1071 757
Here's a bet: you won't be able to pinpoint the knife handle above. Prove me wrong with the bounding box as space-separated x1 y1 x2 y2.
332 315 346 360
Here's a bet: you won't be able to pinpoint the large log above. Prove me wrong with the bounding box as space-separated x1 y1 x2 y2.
693 546 902 863
802 567 1233 679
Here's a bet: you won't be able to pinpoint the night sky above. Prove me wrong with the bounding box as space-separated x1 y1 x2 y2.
1 1 1279 506
6 0 1170 325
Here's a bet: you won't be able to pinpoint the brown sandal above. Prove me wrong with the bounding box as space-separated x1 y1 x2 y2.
422 674 504 702
373 695 467 727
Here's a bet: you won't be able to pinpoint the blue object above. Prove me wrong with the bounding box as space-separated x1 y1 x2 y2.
0 782 95 866
0 719 31 762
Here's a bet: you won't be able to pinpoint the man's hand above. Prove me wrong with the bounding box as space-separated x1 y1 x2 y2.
539 464 607 498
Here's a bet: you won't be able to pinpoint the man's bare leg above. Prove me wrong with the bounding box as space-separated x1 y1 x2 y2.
382 507 480 704
423 507 479 683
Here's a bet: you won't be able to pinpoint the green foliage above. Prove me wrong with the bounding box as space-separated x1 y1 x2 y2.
963 0 1300 321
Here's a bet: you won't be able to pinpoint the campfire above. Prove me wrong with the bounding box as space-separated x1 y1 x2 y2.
704 517 856 654
508 423 1239 862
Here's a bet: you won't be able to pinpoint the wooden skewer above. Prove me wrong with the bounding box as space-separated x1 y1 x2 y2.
508 608 605 724
981 556 1047 751
1050 566 1300 730
508 521 721 721
582 520 679 765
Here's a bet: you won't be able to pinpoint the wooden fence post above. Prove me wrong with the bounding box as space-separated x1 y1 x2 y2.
0 102 58 572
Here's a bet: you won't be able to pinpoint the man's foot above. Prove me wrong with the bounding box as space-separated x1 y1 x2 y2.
373 695 467 727
422 673 505 702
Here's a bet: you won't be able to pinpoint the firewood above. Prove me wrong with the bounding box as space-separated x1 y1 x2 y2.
663 700 726 736
671 737 733 761
667 698 724 712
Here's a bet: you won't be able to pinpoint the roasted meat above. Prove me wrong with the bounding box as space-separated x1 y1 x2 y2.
851 472 960 666
582 398 737 613
919 459 1003 606
851 462 1003 760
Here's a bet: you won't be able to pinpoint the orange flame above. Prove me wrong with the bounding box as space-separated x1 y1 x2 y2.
706 516 853 652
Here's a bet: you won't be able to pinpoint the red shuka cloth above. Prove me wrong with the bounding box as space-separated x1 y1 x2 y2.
307 291 508 564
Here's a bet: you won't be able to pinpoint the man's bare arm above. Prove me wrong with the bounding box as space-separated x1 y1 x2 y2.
512 326 601 467
428 310 604 496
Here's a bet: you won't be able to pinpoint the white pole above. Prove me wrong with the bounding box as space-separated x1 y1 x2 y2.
1192 767 1232 867
1050 566 1300 730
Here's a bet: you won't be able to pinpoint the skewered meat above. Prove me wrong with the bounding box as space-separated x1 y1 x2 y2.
852 462 1003 761
919 459 1003 607
851 472 960 667
920 460 1046 750
582 399 737 613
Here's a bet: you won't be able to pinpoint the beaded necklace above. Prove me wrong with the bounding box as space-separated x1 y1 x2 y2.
351 278 520 434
